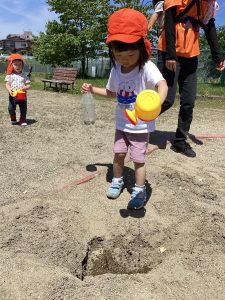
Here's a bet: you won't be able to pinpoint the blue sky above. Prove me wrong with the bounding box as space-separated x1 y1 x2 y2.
0 0 57 39
0 0 224 39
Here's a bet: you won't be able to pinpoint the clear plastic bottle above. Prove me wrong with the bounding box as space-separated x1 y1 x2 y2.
81 92 96 125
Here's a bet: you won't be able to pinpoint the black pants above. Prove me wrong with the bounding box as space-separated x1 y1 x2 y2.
8 95 27 120
157 51 198 145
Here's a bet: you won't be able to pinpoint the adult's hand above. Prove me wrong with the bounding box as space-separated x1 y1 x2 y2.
165 60 177 72
216 60 225 71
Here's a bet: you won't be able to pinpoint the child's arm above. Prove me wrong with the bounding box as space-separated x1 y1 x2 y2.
5 82 13 96
23 75 31 91
155 80 168 104
148 1 164 31
148 12 160 31
81 83 116 98
22 84 31 91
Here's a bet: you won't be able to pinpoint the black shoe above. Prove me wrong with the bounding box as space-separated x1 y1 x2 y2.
171 141 196 158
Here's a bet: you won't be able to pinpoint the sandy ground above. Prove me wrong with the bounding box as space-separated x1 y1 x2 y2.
0 87 225 300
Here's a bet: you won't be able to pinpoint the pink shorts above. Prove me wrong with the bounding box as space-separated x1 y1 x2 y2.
113 130 149 163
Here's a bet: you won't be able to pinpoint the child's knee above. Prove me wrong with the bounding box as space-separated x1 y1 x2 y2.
115 153 127 160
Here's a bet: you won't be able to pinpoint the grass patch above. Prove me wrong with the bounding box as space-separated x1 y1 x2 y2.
1 73 224 109
197 82 225 97
174 98 225 109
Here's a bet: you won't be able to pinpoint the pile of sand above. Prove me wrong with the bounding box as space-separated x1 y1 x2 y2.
0 88 224 300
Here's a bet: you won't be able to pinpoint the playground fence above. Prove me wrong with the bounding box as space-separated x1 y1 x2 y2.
0 49 224 84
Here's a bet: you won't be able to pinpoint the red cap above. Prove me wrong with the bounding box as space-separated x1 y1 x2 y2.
106 8 151 57
6 53 24 75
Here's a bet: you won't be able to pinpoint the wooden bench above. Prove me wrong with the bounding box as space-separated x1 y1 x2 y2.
42 67 78 91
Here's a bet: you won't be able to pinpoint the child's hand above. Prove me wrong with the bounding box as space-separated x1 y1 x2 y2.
22 85 30 91
81 83 93 94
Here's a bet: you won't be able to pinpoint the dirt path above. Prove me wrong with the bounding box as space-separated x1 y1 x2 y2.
0 88 225 300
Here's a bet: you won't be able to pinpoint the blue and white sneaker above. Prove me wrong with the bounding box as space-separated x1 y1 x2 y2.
106 178 124 199
127 186 146 210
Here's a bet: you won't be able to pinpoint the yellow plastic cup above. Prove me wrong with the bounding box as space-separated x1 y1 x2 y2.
125 90 161 125
12 89 26 100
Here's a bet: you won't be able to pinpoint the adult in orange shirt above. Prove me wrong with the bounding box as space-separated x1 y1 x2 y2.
157 0 225 157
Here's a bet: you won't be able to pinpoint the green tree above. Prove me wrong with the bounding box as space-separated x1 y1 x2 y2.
199 25 225 81
112 0 152 11
33 0 153 75
33 0 112 74
216 25 225 50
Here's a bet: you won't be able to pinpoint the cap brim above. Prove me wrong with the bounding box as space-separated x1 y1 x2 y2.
106 34 141 44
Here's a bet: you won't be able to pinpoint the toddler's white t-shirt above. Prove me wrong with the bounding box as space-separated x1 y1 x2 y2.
106 60 165 133
5 72 30 91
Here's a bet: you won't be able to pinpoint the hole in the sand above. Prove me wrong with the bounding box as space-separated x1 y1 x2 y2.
80 236 162 280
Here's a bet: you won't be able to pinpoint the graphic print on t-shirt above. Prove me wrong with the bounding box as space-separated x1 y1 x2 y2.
117 80 137 104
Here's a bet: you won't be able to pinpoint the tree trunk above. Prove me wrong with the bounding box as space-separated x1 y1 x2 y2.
81 57 86 76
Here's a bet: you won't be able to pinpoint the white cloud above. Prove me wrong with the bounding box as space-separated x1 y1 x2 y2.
0 0 58 39
0 0 224 40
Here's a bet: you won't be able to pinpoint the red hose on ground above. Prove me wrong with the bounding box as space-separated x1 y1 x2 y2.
54 170 103 193
55 133 225 192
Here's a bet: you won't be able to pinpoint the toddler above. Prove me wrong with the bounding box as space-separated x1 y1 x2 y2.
81 8 168 209
5 53 30 126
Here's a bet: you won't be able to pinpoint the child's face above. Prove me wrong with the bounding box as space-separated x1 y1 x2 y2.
112 47 140 73
12 60 23 73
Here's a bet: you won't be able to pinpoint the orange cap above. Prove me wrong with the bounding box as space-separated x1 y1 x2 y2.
106 8 151 57
6 53 24 75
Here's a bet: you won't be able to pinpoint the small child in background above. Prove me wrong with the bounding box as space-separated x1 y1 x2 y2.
5 54 31 126
81 8 168 210
148 0 164 36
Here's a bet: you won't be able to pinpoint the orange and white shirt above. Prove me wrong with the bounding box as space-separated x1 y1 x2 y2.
158 0 215 58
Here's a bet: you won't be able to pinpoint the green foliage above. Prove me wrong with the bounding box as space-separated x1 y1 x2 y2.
199 25 225 80
33 0 112 72
197 82 225 97
33 29 80 67
112 0 152 13
1 74 225 110
216 26 225 50
32 0 153 73
200 25 225 51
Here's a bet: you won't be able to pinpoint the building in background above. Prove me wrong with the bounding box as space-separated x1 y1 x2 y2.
0 31 33 54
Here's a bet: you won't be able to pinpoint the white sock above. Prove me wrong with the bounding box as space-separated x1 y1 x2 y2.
134 184 145 192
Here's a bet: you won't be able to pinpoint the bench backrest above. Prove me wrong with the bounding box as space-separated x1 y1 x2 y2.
52 67 78 82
